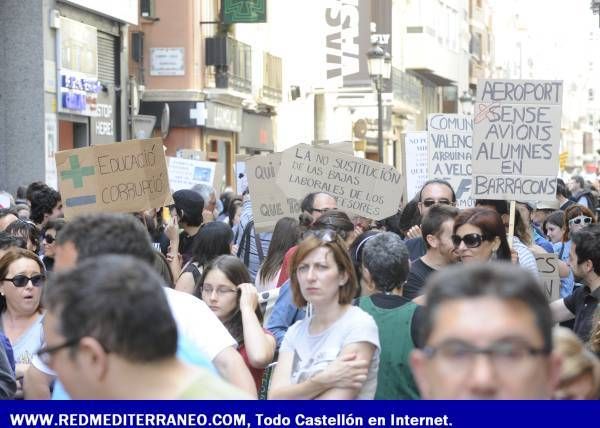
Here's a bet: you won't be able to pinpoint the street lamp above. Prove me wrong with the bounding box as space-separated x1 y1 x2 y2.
367 41 391 163
459 90 474 115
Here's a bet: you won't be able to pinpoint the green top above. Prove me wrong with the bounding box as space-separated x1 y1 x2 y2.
358 296 420 400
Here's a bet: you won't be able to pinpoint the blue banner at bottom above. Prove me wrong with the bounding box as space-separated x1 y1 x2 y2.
0 401 597 428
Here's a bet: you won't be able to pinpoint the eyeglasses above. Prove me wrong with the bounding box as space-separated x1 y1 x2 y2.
451 233 489 249
43 234 55 244
2 274 45 287
36 337 81 366
423 340 550 375
422 199 453 208
568 215 592 226
201 285 237 296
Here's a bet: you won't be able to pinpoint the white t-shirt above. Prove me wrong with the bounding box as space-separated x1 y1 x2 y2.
280 306 380 399
32 288 237 375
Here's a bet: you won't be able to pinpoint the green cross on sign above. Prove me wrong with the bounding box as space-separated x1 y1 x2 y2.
61 155 95 188
223 0 266 24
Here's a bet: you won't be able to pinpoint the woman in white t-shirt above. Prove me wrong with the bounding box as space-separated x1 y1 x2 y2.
269 231 380 399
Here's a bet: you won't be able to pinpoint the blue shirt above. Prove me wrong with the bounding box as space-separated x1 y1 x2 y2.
553 240 575 298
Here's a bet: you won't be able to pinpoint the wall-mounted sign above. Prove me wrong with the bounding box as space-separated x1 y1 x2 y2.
206 102 242 133
222 0 267 24
62 0 138 25
58 17 100 117
150 48 185 76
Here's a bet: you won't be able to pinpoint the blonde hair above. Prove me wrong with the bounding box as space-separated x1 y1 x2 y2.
553 327 600 399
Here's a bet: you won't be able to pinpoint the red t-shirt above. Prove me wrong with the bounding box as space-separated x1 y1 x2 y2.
276 245 298 287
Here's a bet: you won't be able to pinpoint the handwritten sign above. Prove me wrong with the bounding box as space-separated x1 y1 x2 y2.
55 138 173 219
246 153 302 233
427 114 474 208
472 79 563 202
276 144 402 220
167 157 224 193
404 131 428 202
535 253 561 302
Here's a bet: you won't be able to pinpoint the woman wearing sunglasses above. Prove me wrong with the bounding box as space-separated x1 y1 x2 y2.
452 208 512 263
269 233 380 399
553 205 596 298
0 248 45 397
40 218 66 272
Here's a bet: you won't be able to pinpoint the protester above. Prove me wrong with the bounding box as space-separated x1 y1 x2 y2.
357 232 422 399
40 218 66 272
405 205 459 300
349 230 380 294
556 178 575 211
5 220 40 254
217 191 236 223
41 255 247 399
569 175 596 211
269 233 380 399
170 189 204 265
29 186 62 231
298 192 338 228
474 200 538 276
452 208 512 263
134 208 170 255
410 263 561 399
0 331 16 398
515 201 554 253
191 183 218 224
590 311 600 357
23 213 256 399
552 327 600 400
196 255 275 391
256 217 300 292
0 208 18 232
173 221 234 294
543 210 565 244
532 200 560 229
551 225 600 342
404 180 456 262
14 204 30 220
0 232 26 259
398 197 421 239
0 248 46 397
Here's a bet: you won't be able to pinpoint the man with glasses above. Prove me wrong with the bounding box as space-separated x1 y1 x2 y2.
40 255 246 399
551 225 600 342
410 263 561 399
405 180 456 262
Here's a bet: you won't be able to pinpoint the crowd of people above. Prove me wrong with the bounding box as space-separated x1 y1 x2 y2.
0 174 599 400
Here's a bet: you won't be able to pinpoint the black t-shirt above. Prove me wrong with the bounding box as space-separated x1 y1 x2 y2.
178 230 198 265
368 294 426 347
564 285 600 342
405 237 427 262
404 258 436 300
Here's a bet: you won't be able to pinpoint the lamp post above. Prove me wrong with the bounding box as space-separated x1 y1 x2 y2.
459 90 474 115
367 42 391 163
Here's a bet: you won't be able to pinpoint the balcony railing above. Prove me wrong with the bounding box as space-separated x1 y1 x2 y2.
261 52 282 102
205 36 252 94
392 67 422 110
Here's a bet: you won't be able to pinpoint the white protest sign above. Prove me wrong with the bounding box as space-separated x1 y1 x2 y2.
276 144 402 220
404 131 428 202
427 114 474 208
246 153 302 233
535 253 561 302
472 79 563 202
167 157 221 192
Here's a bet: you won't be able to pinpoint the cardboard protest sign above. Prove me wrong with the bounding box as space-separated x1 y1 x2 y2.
55 138 173 219
276 144 402 220
472 79 563 201
167 157 224 193
315 141 354 155
427 114 474 208
535 253 561 302
404 131 428 202
246 153 302 233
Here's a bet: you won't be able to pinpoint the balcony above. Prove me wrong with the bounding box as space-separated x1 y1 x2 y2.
392 67 422 113
260 52 282 103
205 36 252 95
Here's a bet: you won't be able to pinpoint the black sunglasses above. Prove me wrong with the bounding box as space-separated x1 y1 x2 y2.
44 234 55 244
2 274 45 287
422 199 453 208
451 233 489 249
